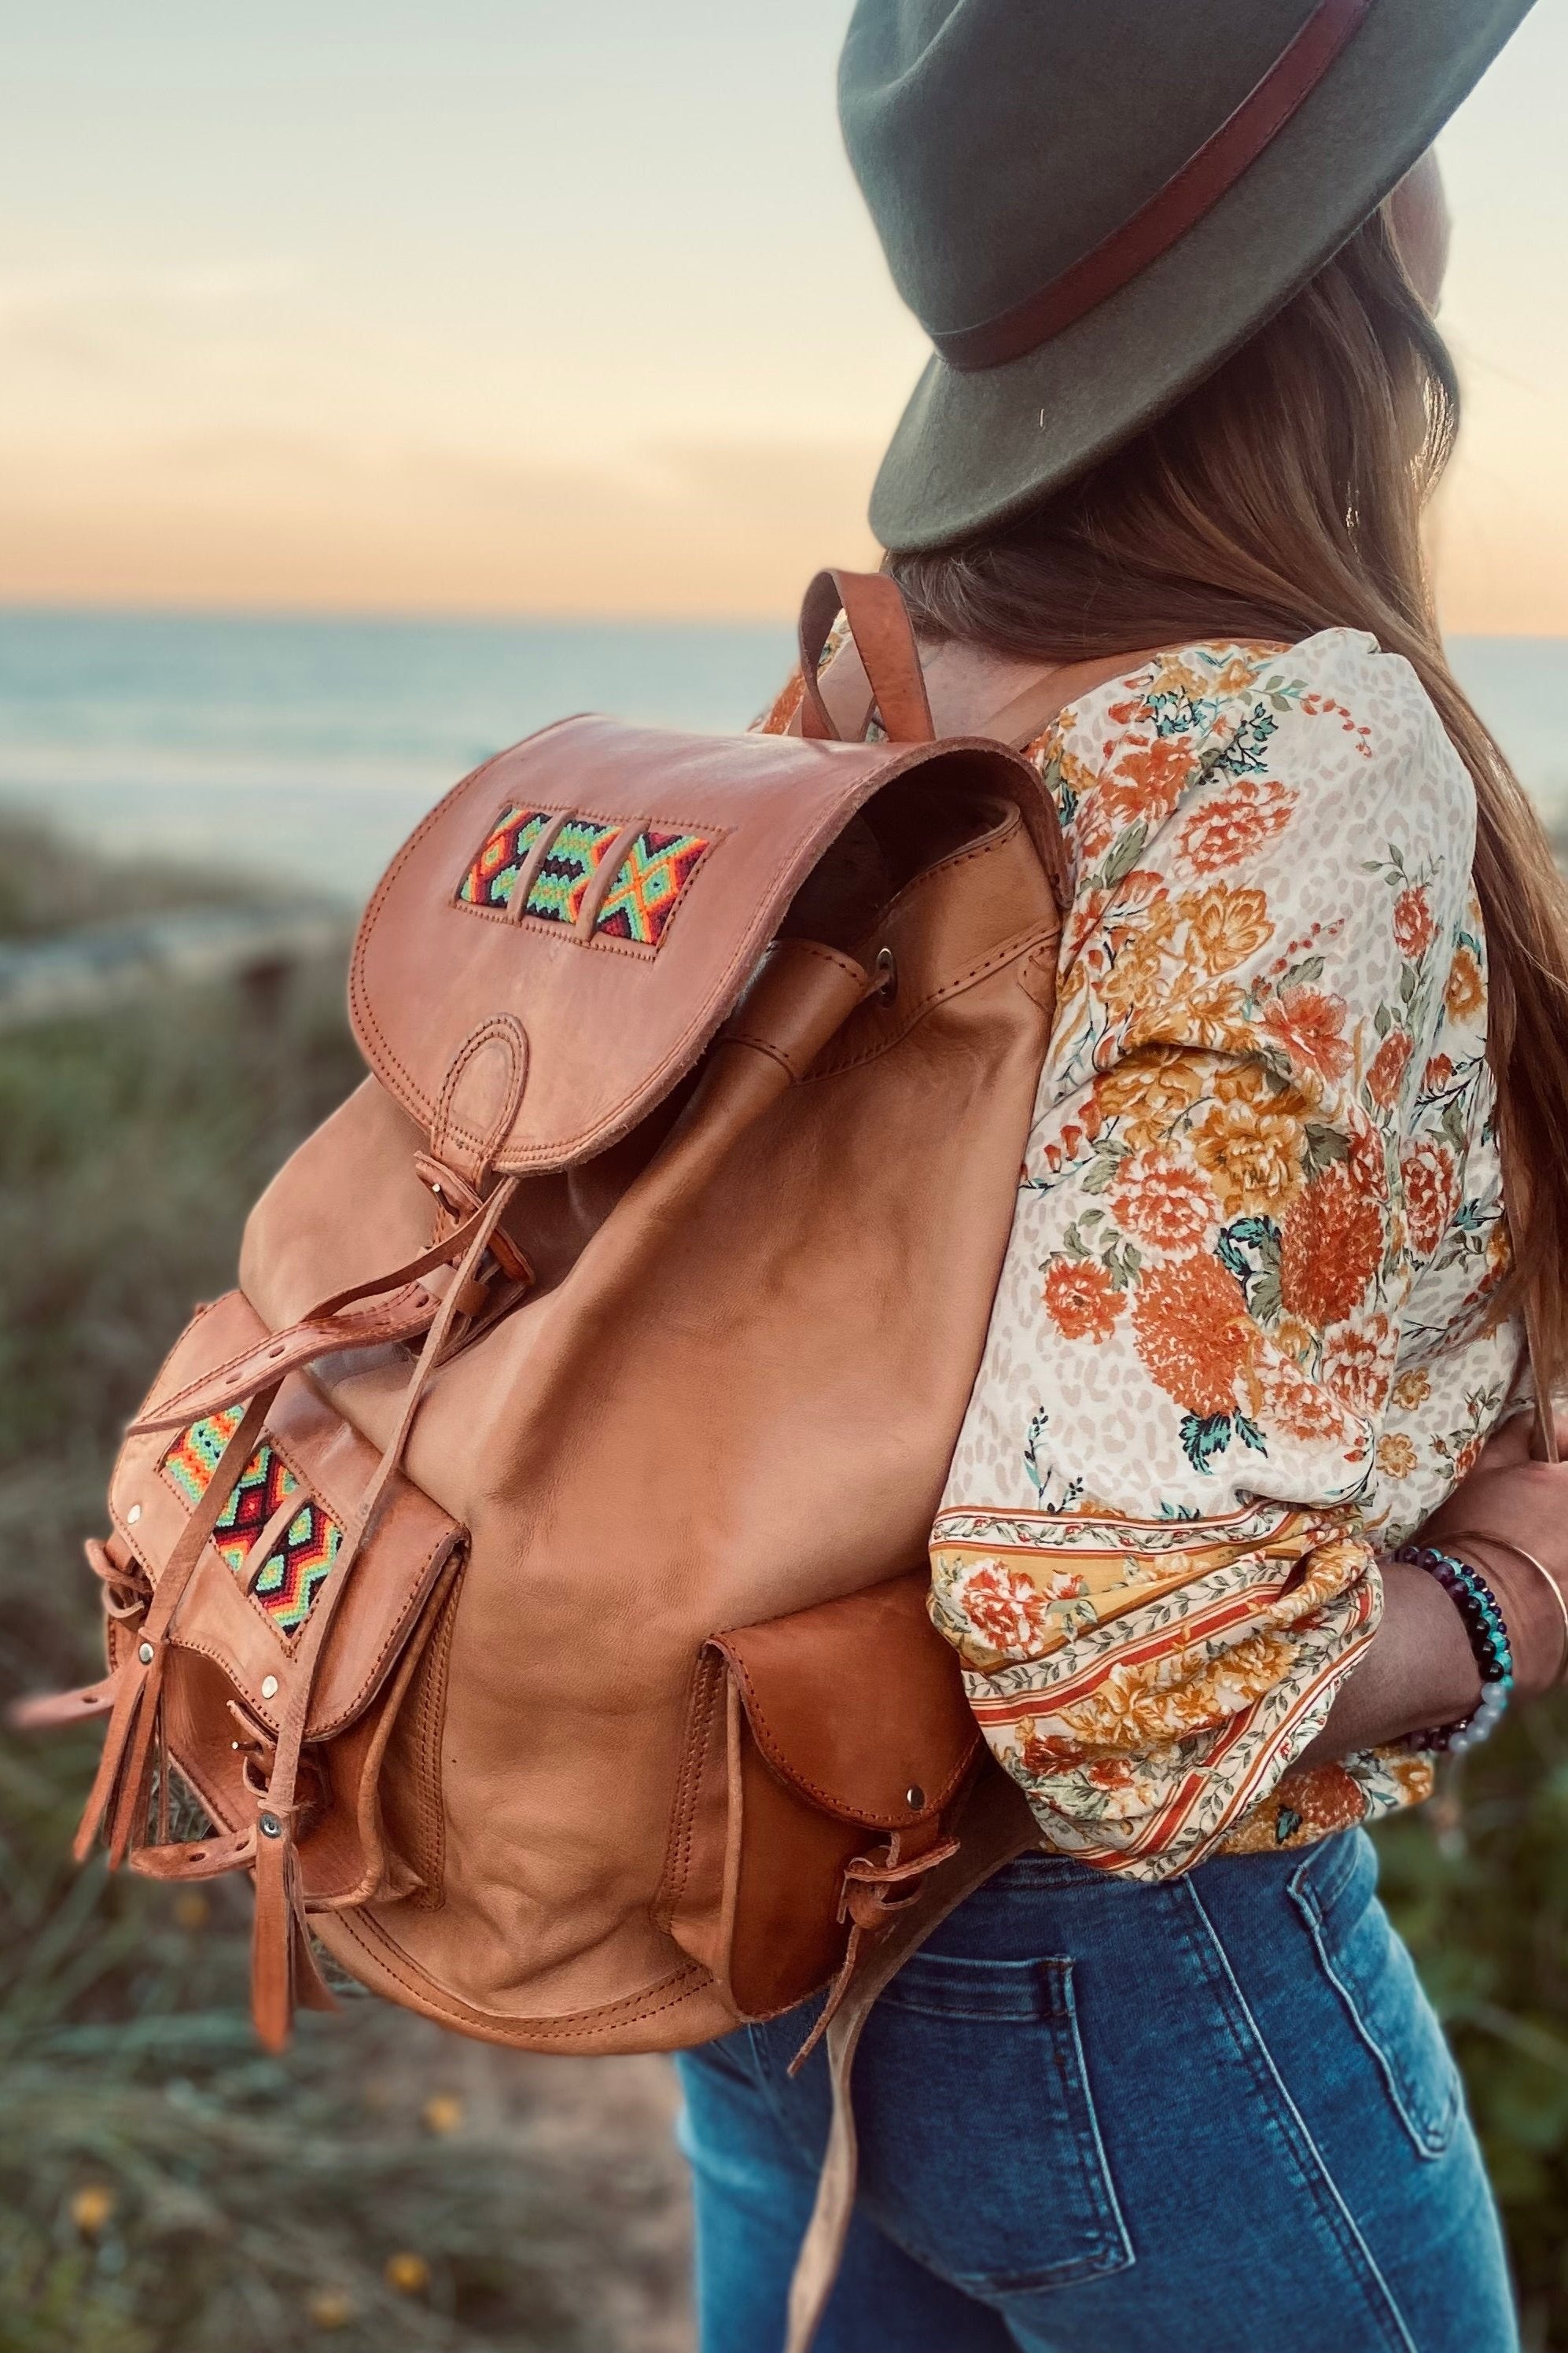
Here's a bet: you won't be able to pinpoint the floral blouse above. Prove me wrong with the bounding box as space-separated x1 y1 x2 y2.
764 629 1526 1877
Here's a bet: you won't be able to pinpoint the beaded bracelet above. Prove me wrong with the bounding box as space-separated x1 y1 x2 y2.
1393 1542 1515 1755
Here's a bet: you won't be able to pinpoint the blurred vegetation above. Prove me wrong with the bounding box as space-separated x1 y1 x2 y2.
5 819 1568 2346
0 827 686 2353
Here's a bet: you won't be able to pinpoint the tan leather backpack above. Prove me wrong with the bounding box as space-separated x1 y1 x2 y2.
26 572 1131 2347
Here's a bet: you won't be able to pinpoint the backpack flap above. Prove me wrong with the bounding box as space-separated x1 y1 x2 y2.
103 1288 464 1908
350 715 1051 1180
660 1572 984 2021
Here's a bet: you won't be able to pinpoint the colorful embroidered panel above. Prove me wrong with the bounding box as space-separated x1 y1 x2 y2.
213 1442 302 1574
522 816 620 926
159 1413 341 1637
160 1406 246 1504
248 1500 344 1634
455 805 554 911
594 827 712 948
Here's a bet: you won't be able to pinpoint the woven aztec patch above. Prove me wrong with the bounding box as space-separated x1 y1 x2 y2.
159 1414 340 1635
160 1408 247 1508
248 1500 344 1634
455 805 554 911
522 816 620 926
594 827 712 948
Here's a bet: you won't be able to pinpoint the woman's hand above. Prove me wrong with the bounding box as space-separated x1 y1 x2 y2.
1419 1416 1568 1699
1297 1406 1568 1765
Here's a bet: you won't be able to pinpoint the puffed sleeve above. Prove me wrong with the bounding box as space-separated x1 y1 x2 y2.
931 634 1484 1878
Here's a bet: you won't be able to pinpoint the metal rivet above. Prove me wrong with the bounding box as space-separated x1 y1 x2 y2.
905 1784 926 1810
138 1641 154 1666
127 1503 142 1526
260 1674 279 1700
259 1814 282 1839
873 945 899 1006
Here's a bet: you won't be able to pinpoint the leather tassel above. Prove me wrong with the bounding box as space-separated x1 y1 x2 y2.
105 1645 167 1869
71 1653 152 1863
250 1816 337 2053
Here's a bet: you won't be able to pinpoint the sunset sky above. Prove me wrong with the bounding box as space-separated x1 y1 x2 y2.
2 2 1564 628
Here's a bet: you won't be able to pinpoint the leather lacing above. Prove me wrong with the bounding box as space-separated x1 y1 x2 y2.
787 1828 960 2077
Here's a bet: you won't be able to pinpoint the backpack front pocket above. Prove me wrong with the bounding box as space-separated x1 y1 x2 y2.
93 1288 466 1916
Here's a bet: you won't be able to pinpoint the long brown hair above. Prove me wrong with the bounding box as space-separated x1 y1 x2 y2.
889 205 1568 1385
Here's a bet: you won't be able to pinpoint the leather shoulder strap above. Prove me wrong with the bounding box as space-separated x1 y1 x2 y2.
797 569 934 746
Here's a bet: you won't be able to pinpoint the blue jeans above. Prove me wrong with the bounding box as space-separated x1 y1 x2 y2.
675 1829 1516 2353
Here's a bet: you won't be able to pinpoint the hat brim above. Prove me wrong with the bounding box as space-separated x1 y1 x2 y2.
869 0 1537 553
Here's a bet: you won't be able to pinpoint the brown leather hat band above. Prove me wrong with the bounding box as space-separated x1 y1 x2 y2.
932 0 1377 373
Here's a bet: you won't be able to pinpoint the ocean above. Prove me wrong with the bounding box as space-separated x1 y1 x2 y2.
0 609 1562 904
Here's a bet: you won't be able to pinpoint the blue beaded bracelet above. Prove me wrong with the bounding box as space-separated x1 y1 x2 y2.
1394 1542 1515 1755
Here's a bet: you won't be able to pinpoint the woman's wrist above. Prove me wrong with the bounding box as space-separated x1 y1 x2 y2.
1440 1537 1567 1701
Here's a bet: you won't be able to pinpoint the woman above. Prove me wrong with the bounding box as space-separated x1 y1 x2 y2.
677 4 1566 2347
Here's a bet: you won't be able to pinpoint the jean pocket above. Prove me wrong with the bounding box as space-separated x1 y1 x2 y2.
1289 1832 1462 2159
855 1950 1134 2294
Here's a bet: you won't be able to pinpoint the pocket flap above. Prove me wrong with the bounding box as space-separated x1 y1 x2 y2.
710 1570 982 1831
109 1291 463 1740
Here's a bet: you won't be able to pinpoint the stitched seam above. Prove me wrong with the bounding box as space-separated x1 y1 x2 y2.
135 1295 227 1412
807 924 1055 1083
1289 1867 1459 2158
721 1650 980 1825
327 1909 716 2039
404 1563 462 1909
1183 1878 1421 2353
432 1015 525 1166
945 1957 1133 2290
874 808 1021 916
655 1652 723 1930
721 1034 796 1077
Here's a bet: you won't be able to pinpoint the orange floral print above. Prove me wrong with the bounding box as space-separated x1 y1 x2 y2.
1110 1150 1219 1254
1323 1314 1397 1416
1376 1432 1419 1478
1177 778 1296 874
753 628 1528 1879
1445 947 1485 1025
1043 1257 1124 1342
957 1562 1072 1655
1260 985 1353 1081
1177 884 1274 974
1089 1049 1207 1153
1366 1029 1413 1108
1258 1354 1354 1443
1280 1161 1383 1328
1189 1089 1306 1219
1101 734 1195 827
1403 1142 1459 1261
1132 1253 1257 1418
1393 886 1437 962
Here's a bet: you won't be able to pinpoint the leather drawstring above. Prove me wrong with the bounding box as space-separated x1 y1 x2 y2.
125 1189 513 1440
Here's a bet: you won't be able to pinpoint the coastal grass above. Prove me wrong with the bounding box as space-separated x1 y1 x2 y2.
4 820 1568 2346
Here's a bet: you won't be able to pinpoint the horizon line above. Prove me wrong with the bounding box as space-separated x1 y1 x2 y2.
0 595 1560 645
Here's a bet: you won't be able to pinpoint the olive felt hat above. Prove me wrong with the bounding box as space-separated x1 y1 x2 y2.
839 0 1537 552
